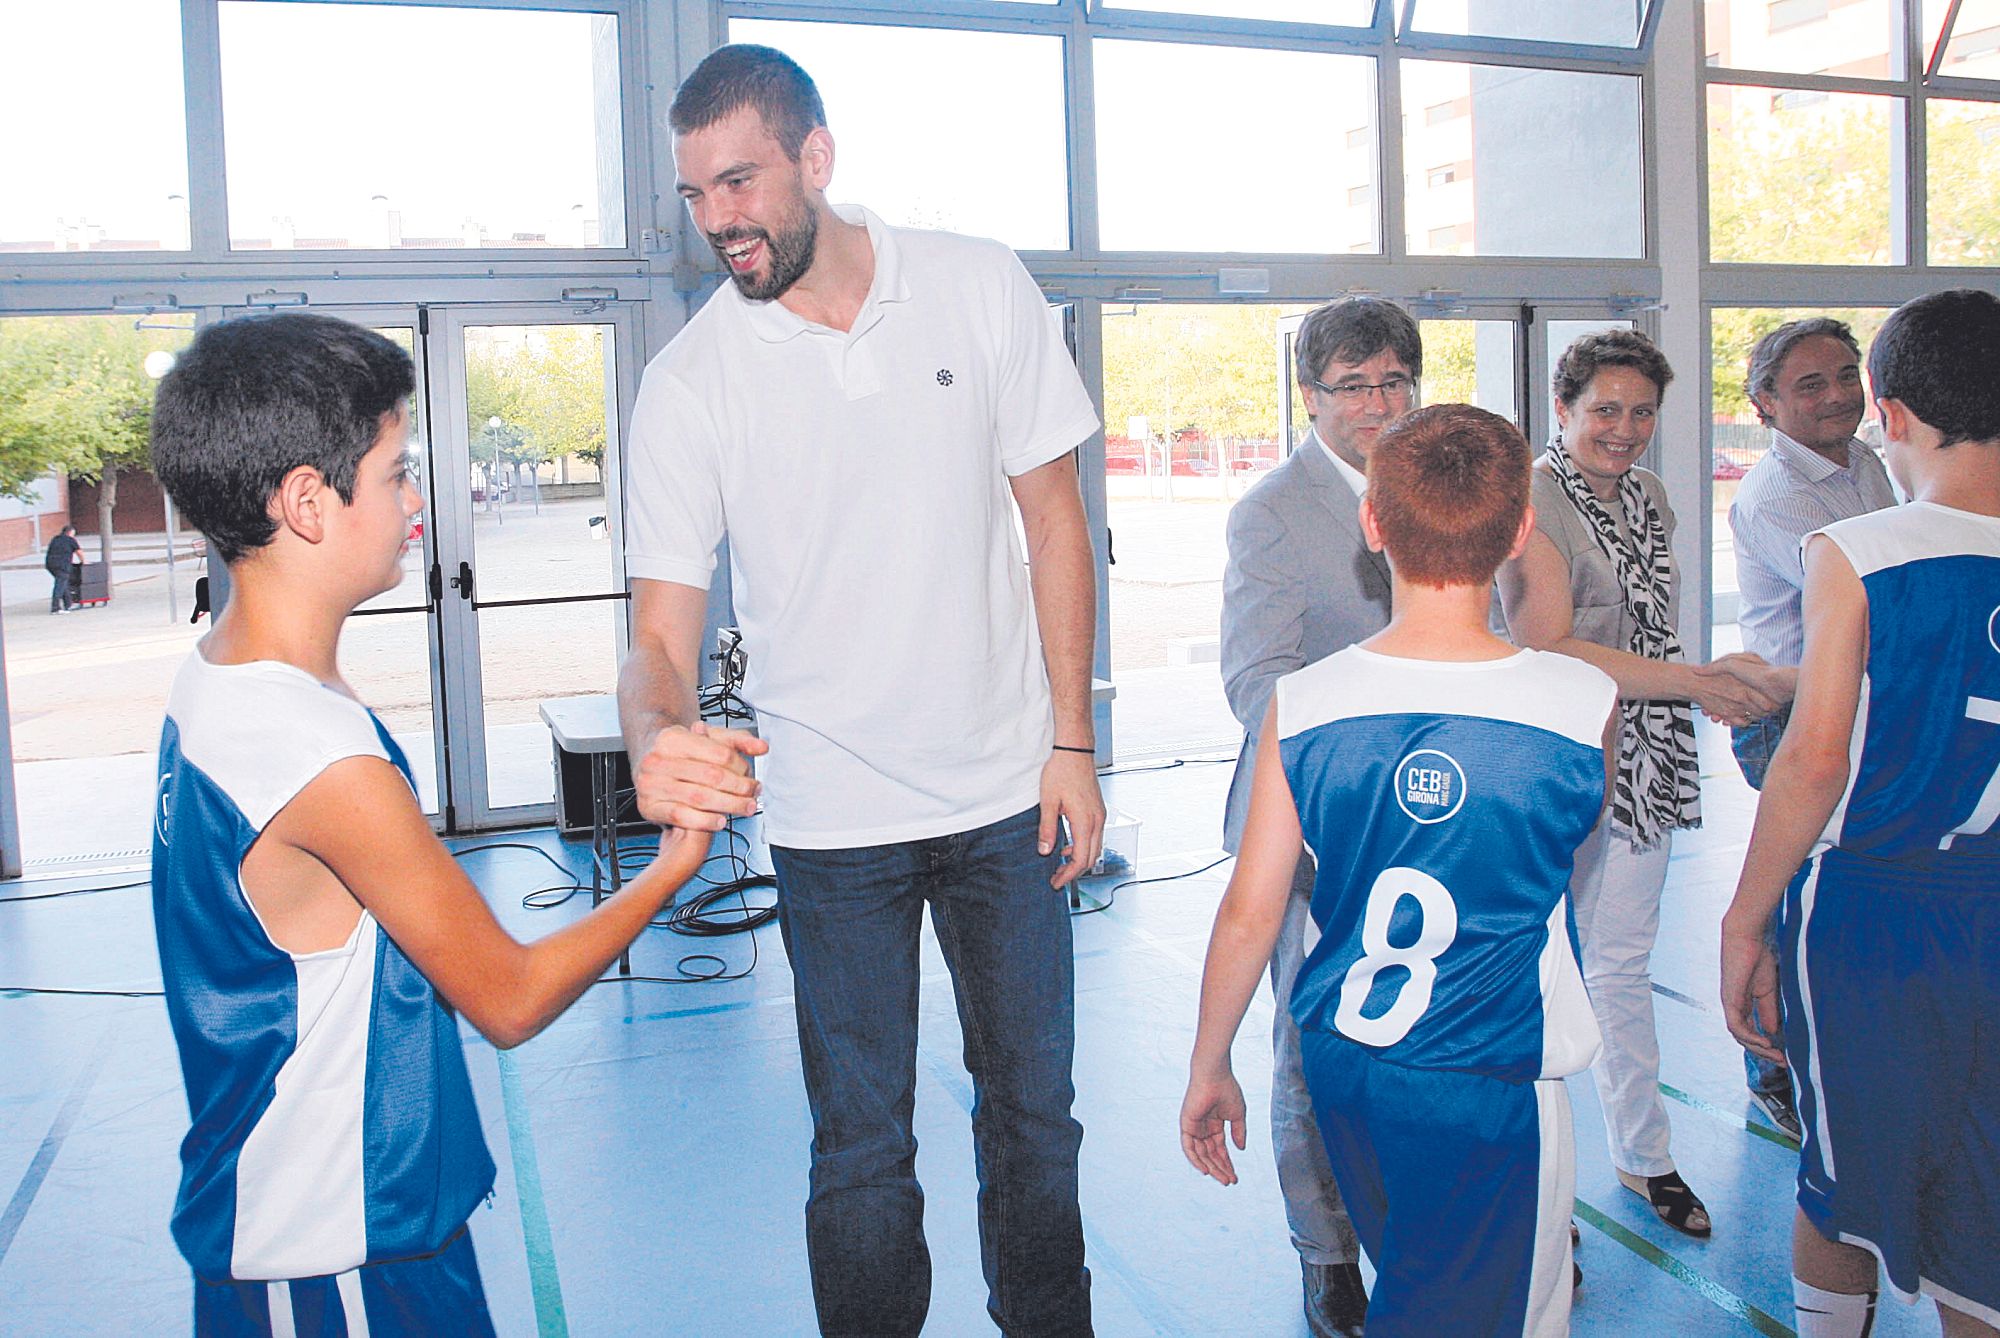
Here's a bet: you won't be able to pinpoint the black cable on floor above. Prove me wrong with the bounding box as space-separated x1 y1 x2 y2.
0 876 150 904
1069 853 1233 918
467 810 776 985
1094 753 1238 778
0 876 165 995
0 984 163 998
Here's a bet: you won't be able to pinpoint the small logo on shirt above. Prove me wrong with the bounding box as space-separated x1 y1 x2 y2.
1988 605 1999 655
936 369 954 387
1394 749 1466 825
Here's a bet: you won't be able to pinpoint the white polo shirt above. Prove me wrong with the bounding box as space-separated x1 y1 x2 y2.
624 206 1100 849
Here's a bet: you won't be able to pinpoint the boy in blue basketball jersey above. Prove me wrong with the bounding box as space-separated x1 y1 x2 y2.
147 313 763 1337
1723 288 2000 1338
1183 404 1617 1337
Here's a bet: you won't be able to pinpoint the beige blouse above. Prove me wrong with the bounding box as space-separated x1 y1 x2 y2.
1528 455 1681 656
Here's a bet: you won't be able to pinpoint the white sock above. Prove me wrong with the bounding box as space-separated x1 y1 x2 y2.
1793 1278 1876 1338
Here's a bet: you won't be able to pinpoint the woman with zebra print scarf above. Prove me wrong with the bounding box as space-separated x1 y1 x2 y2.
1498 329 1782 1242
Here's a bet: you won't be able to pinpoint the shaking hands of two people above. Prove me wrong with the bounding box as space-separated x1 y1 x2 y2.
632 722 768 834
1689 653 1793 728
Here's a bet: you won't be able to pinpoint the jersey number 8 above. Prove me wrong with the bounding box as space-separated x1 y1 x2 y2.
1333 867 1459 1048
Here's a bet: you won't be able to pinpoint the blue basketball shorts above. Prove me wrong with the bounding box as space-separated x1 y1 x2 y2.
1300 1030 1577 1338
192 1223 495 1338
1783 847 2000 1327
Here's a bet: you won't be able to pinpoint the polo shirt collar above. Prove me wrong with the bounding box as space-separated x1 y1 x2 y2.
1769 427 1855 483
737 204 910 344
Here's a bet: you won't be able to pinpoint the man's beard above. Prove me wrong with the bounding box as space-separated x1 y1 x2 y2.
713 201 819 302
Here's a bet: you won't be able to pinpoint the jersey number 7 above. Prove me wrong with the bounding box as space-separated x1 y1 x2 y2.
1942 695 2000 851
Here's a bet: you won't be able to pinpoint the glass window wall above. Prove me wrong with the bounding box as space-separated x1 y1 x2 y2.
1095 41 1379 253
1402 62 1645 258
728 19 1070 251
219 2 627 251
1706 85 1900 264
0 2 189 254
1403 0 1647 48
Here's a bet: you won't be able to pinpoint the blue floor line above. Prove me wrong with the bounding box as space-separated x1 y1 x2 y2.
0 1025 111 1269
496 1048 569 1338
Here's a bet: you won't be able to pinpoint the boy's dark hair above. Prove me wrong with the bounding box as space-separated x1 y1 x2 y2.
669 44 826 160
1746 317 1860 425
1552 328 1673 408
1867 288 2000 448
150 313 413 563
1367 403 1529 588
1295 296 1423 389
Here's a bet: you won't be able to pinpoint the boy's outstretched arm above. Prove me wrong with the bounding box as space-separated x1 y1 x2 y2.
264 725 758 1048
1181 707 1304 1186
1720 536 1868 1064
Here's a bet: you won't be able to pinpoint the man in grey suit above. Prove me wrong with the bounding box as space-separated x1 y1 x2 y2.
1219 297 1422 1338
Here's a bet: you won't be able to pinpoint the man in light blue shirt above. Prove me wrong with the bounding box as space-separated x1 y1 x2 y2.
1725 316 1896 1137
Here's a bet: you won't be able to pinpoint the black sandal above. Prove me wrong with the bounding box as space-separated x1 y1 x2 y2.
1617 1169 1711 1237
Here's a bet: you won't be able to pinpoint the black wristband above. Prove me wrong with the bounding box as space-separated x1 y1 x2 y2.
1051 744 1096 755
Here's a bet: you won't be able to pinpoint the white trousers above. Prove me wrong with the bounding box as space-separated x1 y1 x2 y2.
1570 819 1676 1178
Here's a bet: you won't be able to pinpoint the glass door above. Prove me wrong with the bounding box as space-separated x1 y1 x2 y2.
0 311 201 874
217 302 639 832
288 307 450 821
1529 306 1638 451
430 306 638 829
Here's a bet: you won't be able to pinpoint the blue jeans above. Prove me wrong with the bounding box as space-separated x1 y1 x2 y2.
1729 704 1791 792
770 806 1091 1338
1730 706 1795 1099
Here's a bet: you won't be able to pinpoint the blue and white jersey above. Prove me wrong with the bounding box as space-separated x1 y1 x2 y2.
1279 647 1613 1083
151 652 495 1282
1815 502 2000 860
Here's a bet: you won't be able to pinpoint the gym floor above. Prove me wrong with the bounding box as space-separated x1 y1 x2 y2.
0 720 1947 1336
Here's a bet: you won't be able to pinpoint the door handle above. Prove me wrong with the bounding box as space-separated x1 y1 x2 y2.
428 563 443 605
450 561 474 601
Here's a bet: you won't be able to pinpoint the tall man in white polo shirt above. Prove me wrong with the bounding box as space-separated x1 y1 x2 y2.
617 45 1102 1338
1724 316 1895 1139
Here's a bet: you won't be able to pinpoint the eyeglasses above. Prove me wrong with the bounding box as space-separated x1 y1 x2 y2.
1311 375 1418 405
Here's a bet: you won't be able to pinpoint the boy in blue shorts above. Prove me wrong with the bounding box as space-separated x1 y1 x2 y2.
1182 403 1617 1337
1722 288 2000 1338
147 313 764 1337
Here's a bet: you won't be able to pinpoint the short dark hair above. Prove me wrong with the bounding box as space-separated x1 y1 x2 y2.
669 44 826 160
1367 403 1529 588
1295 297 1423 389
149 313 413 564
1552 328 1673 408
1746 317 1860 425
1867 288 2000 448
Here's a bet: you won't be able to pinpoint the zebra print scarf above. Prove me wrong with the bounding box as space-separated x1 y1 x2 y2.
1548 440 1701 848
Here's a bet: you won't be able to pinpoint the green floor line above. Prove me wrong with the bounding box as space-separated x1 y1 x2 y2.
1575 1197 1793 1338
1659 1080 1802 1151
497 1048 570 1338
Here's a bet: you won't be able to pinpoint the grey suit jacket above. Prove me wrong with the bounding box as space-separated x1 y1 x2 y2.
1219 437 1393 852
